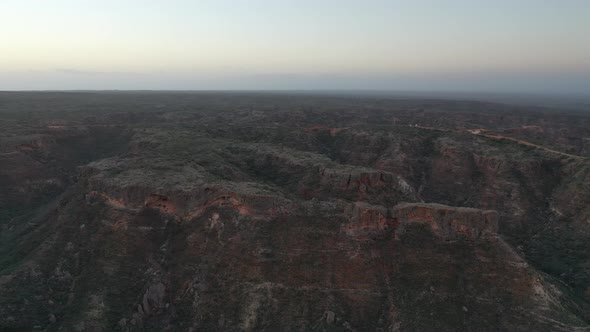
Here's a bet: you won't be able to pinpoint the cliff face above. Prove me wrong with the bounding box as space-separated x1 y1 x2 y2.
392 203 498 240
1 92 589 331
1 187 583 331
341 202 499 241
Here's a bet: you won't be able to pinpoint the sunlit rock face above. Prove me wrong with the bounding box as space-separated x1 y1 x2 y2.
0 92 589 331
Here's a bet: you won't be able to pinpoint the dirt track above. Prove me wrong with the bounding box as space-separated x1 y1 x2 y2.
411 125 586 160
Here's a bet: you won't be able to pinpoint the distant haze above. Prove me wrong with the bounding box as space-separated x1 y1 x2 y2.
1 0 589 94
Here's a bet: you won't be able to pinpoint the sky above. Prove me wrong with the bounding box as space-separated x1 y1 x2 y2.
1 0 589 94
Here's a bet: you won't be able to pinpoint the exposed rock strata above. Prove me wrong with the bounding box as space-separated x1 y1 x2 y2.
392 202 498 240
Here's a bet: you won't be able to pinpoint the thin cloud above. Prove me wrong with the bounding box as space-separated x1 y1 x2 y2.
55 68 146 76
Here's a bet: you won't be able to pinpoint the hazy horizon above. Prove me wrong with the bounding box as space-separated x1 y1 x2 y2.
2 0 590 94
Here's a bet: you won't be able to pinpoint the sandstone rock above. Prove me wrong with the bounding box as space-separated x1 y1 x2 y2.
145 194 177 215
392 202 498 240
343 202 389 237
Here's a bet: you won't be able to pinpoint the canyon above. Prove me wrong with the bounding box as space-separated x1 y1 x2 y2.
0 92 589 331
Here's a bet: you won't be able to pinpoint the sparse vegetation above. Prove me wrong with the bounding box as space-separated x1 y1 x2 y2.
1 92 589 330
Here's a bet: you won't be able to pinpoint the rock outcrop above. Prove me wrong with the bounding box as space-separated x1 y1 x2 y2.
392 202 499 240
342 201 390 237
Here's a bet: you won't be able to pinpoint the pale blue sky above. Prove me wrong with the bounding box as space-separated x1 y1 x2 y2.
1 0 589 93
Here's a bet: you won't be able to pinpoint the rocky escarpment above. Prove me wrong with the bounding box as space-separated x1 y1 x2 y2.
80 158 294 223
227 143 420 204
342 202 390 238
392 203 498 240
2 186 586 331
342 202 498 241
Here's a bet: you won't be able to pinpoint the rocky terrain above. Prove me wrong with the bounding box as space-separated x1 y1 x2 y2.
0 92 589 331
